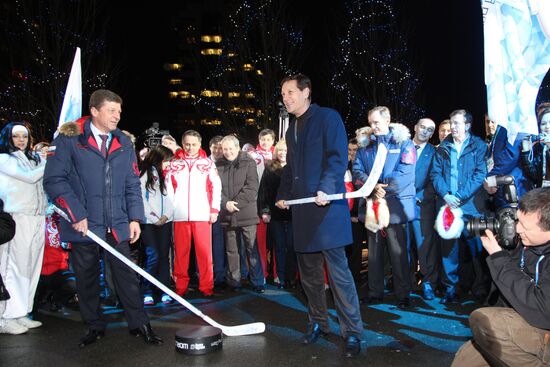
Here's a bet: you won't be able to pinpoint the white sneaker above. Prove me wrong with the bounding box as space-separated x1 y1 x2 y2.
0 318 29 335
16 316 42 329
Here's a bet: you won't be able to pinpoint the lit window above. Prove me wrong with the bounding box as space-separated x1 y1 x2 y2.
201 35 222 43
169 79 182 85
165 63 183 71
201 118 222 125
200 90 222 97
228 92 240 98
256 70 263 75
243 63 254 71
201 48 222 55
245 118 256 125
245 92 255 98
230 106 242 113
227 52 237 57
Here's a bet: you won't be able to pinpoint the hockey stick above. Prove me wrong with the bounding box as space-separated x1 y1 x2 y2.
53 207 265 337
284 143 388 206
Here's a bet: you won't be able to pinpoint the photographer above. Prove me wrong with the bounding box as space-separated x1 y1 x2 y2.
452 187 550 366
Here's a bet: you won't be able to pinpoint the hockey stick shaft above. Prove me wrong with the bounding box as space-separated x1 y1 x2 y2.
284 143 388 206
53 207 265 336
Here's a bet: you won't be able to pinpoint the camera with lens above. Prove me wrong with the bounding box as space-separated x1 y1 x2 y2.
467 175 518 249
140 122 170 148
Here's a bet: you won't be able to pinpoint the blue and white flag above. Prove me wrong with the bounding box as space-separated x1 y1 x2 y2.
482 0 550 144
57 47 82 129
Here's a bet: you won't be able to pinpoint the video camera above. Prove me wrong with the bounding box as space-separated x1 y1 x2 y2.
141 122 170 148
467 175 518 249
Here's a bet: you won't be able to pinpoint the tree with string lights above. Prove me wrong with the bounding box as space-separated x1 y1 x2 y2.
329 0 424 132
196 0 308 139
0 0 115 140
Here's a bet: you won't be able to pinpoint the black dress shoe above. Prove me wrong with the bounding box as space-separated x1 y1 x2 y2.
343 335 361 358
397 297 411 309
302 323 328 345
129 323 163 345
79 329 105 348
360 296 383 305
440 292 459 304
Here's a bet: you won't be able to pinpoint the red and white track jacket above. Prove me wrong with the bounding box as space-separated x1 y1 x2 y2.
164 148 221 222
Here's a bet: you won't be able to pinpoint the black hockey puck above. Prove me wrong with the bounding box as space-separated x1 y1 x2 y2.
175 325 222 355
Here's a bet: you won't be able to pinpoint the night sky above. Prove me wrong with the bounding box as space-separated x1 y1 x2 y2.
105 1 531 139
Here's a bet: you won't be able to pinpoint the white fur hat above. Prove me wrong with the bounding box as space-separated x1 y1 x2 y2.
435 205 464 239
365 198 390 233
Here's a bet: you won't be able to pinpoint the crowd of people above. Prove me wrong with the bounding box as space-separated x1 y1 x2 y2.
0 75 549 363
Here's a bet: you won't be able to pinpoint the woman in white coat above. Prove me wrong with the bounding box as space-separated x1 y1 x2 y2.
0 122 48 335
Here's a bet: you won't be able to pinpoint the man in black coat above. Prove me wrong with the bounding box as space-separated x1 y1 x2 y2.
276 74 362 358
216 135 265 293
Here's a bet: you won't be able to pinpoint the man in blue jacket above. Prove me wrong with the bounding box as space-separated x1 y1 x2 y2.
431 109 489 304
276 74 362 358
44 89 162 347
353 106 417 309
410 118 439 300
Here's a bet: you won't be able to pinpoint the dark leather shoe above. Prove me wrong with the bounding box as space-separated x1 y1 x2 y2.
343 335 361 358
79 329 105 348
397 297 411 309
440 292 459 304
360 295 383 304
422 283 435 300
302 323 328 345
129 323 163 345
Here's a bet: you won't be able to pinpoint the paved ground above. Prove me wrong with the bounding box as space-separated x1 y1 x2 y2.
0 285 479 367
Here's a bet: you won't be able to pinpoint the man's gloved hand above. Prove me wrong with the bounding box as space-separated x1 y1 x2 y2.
444 194 461 208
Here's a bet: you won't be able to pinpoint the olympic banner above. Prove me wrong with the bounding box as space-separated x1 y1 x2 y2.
482 0 550 144
57 47 82 129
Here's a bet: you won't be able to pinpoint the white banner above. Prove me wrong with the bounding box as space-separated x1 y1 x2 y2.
57 47 82 129
482 0 550 144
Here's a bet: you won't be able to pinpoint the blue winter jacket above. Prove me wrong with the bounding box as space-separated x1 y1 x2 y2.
430 134 487 217
43 118 144 243
352 124 417 224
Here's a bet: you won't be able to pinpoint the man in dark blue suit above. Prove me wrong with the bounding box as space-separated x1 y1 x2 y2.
409 118 439 300
276 74 362 358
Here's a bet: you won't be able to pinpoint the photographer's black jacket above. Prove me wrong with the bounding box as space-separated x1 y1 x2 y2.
487 240 550 330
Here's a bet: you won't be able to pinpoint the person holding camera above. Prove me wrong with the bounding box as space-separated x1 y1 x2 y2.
452 187 550 366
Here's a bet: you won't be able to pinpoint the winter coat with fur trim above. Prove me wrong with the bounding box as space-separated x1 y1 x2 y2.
352 123 417 224
43 117 144 243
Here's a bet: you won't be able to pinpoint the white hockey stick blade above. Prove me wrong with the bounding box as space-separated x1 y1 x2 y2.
53 207 266 337
284 143 388 206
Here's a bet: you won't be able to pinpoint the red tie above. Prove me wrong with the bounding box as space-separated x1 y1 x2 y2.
100 134 108 157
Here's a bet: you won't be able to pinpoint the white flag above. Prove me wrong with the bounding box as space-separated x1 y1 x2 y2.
482 0 550 144
58 47 82 128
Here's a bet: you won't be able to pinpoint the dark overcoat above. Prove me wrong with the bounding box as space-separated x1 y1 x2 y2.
277 104 352 252
216 151 260 228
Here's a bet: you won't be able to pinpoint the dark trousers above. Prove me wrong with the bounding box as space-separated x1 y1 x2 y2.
224 225 264 288
440 224 490 295
269 220 296 283
296 247 363 338
36 269 77 306
211 220 226 285
72 233 149 331
140 223 172 295
410 203 439 285
367 223 411 299
346 220 366 284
